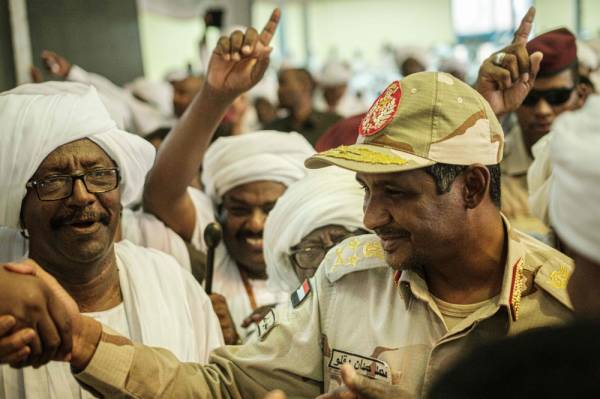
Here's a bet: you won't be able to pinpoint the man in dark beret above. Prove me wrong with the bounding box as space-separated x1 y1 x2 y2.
476 13 590 238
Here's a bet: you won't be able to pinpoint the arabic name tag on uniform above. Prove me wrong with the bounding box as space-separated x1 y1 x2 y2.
329 349 392 383
257 309 277 340
291 279 311 308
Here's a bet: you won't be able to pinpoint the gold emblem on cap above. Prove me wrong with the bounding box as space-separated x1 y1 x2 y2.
359 81 402 137
320 145 408 166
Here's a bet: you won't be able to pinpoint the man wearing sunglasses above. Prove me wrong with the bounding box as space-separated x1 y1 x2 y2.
476 18 588 237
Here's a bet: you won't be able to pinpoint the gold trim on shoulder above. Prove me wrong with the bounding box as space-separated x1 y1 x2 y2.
509 258 525 321
550 265 570 289
320 146 408 165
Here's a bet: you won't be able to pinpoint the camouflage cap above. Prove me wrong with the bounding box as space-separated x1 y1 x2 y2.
305 72 504 173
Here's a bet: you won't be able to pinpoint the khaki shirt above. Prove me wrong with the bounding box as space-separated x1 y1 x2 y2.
501 123 549 239
76 219 573 398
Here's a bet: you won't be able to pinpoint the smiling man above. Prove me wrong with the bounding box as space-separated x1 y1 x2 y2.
0 82 223 399
0 8 578 399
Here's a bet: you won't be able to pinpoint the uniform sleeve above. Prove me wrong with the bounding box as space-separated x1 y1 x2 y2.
75 276 326 398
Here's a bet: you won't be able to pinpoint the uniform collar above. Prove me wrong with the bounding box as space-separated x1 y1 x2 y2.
393 214 526 322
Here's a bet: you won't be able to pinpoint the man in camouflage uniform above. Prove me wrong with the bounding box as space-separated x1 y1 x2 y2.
0 8 575 399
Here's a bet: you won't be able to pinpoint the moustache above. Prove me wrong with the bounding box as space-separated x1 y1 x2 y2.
50 209 110 230
374 228 411 239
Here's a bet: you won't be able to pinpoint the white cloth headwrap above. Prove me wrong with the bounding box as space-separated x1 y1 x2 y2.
264 169 366 293
202 130 315 204
527 132 553 225
549 95 600 263
0 82 155 229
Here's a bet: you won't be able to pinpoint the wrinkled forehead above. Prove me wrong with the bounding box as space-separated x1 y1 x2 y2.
34 138 116 177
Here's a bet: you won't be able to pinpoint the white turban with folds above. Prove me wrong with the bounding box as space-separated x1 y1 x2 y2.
549 95 600 263
201 131 315 204
0 82 155 229
264 168 366 293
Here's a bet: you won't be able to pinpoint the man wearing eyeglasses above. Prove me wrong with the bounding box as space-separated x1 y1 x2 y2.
0 82 223 398
476 20 589 238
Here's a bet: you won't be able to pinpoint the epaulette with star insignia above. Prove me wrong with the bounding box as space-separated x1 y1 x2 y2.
533 255 574 311
325 234 388 284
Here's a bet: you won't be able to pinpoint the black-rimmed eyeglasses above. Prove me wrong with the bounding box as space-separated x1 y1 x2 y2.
26 168 120 201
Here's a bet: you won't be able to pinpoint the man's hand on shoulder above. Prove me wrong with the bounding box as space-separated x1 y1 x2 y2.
475 7 543 117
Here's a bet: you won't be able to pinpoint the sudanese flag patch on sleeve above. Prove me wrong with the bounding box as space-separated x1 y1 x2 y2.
291 279 312 308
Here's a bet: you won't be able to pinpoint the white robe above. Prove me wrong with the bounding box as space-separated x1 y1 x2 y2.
120 208 191 272
0 240 224 399
189 188 287 340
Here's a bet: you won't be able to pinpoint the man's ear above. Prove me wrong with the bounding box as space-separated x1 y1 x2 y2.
462 164 490 209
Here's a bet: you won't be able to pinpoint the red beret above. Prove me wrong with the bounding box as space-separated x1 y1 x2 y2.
527 28 577 76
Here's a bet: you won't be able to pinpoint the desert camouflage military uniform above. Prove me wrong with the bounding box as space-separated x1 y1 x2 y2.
76 223 573 399
75 73 574 399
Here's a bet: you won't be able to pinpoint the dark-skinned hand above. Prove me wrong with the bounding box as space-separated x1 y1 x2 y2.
475 7 543 117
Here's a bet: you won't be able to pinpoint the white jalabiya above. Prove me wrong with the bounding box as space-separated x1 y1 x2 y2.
527 133 553 226
264 169 366 294
201 130 315 204
0 82 155 229
0 240 224 399
192 132 314 339
549 95 600 263
189 188 288 340
120 208 191 272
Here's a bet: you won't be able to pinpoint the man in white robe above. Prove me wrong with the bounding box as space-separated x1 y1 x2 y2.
180 132 314 340
0 82 223 399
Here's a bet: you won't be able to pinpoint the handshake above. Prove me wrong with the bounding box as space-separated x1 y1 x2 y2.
0 261 101 371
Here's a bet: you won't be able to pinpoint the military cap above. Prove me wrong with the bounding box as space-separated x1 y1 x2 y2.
527 28 577 76
305 72 503 173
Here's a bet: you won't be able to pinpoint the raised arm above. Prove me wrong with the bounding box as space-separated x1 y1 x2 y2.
475 7 543 117
143 9 281 241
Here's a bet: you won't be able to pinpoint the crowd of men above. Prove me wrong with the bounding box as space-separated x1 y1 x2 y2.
0 5 599 398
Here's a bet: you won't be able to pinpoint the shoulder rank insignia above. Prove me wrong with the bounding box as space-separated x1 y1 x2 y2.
256 308 277 340
326 235 387 283
291 279 311 308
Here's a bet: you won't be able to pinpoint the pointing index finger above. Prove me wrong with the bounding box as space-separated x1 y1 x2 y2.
259 8 281 46
513 6 535 46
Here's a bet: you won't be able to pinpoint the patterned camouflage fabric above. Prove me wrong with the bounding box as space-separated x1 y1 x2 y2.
306 72 504 172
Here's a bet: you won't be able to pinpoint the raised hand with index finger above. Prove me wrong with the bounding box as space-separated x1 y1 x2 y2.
475 7 544 117
206 9 280 99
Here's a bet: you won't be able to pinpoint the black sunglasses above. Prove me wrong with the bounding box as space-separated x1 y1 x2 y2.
522 87 574 107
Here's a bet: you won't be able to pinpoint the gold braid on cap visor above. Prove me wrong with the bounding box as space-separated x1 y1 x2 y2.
319 146 409 165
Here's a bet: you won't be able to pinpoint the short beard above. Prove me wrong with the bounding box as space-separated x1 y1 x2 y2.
400 253 428 273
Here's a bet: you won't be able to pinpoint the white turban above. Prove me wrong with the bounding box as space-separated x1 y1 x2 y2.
0 82 155 229
264 168 366 293
527 132 553 225
549 95 600 263
202 131 315 204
